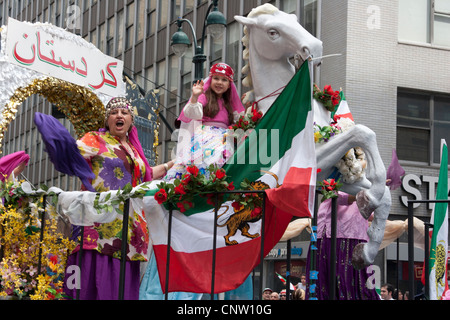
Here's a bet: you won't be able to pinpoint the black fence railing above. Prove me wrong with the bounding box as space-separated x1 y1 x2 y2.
14 189 448 300
407 199 450 300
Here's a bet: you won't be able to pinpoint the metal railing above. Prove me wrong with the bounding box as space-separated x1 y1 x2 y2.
1 188 340 300
407 199 450 300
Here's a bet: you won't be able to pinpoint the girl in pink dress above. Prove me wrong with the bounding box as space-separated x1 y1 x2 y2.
165 63 245 181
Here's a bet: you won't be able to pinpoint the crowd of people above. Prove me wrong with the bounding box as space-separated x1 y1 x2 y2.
262 274 307 301
262 281 410 301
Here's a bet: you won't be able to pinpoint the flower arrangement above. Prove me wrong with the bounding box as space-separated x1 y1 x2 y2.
228 179 269 218
317 178 343 201
314 122 342 144
154 164 235 213
0 179 76 300
313 84 341 112
230 105 263 132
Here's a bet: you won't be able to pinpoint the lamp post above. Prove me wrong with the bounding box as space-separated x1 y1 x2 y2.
170 0 226 83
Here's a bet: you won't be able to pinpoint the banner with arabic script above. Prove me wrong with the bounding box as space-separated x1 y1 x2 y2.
5 18 125 98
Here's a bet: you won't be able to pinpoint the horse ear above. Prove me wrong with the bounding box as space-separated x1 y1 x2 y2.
234 15 256 27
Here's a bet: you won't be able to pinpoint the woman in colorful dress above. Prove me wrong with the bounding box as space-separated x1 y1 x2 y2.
63 97 173 300
164 62 245 180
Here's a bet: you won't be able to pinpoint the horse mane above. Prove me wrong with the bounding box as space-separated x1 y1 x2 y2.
241 4 279 104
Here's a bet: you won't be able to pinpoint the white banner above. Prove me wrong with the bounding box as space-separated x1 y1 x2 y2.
5 18 125 97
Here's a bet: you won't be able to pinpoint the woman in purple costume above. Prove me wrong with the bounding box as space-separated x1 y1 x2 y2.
62 97 173 300
306 191 380 300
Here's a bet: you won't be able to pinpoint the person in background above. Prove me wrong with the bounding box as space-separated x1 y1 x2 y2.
306 191 380 300
0 151 30 182
380 283 394 300
262 288 273 300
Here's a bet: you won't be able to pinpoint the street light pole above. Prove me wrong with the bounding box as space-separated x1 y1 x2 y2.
170 0 226 83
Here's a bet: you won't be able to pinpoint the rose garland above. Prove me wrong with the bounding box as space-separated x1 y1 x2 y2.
313 84 341 112
154 164 235 213
317 177 343 201
230 106 263 132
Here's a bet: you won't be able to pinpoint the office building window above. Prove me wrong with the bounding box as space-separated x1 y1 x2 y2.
168 54 179 106
158 0 168 28
147 0 157 36
399 0 450 47
225 21 240 76
136 0 146 42
106 16 115 55
125 3 135 50
397 89 450 164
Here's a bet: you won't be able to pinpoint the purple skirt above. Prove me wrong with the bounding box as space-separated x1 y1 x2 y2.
63 250 141 300
306 237 380 300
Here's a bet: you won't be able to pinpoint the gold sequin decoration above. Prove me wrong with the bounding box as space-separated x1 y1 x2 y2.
0 77 105 153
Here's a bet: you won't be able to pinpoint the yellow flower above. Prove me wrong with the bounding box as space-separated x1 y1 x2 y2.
314 131 322 143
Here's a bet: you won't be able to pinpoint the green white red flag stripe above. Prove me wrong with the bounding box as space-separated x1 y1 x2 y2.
332 91 353 122
429 139 449 300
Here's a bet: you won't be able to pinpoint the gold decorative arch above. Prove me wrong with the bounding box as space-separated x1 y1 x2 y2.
0 77 105 153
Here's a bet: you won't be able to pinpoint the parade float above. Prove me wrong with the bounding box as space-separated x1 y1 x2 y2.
0 4 407 300
0 18 159 299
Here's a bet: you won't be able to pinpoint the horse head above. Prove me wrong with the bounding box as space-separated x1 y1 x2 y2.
235 4 323 114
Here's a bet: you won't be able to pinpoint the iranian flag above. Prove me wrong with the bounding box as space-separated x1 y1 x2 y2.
429 139 449 300
144 60 316 294
332 90 353 122
276 272 296 291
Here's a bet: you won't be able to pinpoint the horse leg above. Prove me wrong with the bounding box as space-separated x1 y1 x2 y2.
352 186 391 269
317 124 387 217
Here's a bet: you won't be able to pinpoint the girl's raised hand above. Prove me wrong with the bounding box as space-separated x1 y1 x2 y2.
192 80 204 97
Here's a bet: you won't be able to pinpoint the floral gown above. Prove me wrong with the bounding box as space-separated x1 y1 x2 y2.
75 131 149 261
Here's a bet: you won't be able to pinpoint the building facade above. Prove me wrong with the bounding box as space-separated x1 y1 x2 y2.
1 0 449 299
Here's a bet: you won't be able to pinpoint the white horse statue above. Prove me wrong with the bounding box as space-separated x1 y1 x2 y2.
235 4 391 269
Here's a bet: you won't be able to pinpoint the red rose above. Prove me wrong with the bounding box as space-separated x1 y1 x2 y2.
232 201 242 211
323 179 336 191
251 207 262 218
176 201 187 213
215 169 226 180
187 165 199 177
154 189 168 204
182 174 191 185
206 196 216 206
174 184 186 195
227 181 235 191
324 85 334 96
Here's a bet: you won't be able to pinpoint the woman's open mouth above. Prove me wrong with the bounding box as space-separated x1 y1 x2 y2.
115 120 125 129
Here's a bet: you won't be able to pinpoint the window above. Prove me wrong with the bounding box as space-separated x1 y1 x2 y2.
399 0 450 47
225 22 240 76
136 0 146 42
125 3 135 50
147 0 157 36
397 89 450 164
168 54 179 106
106 16 115 55
117 10 124 54
170 0 181 22
158 0 168 28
